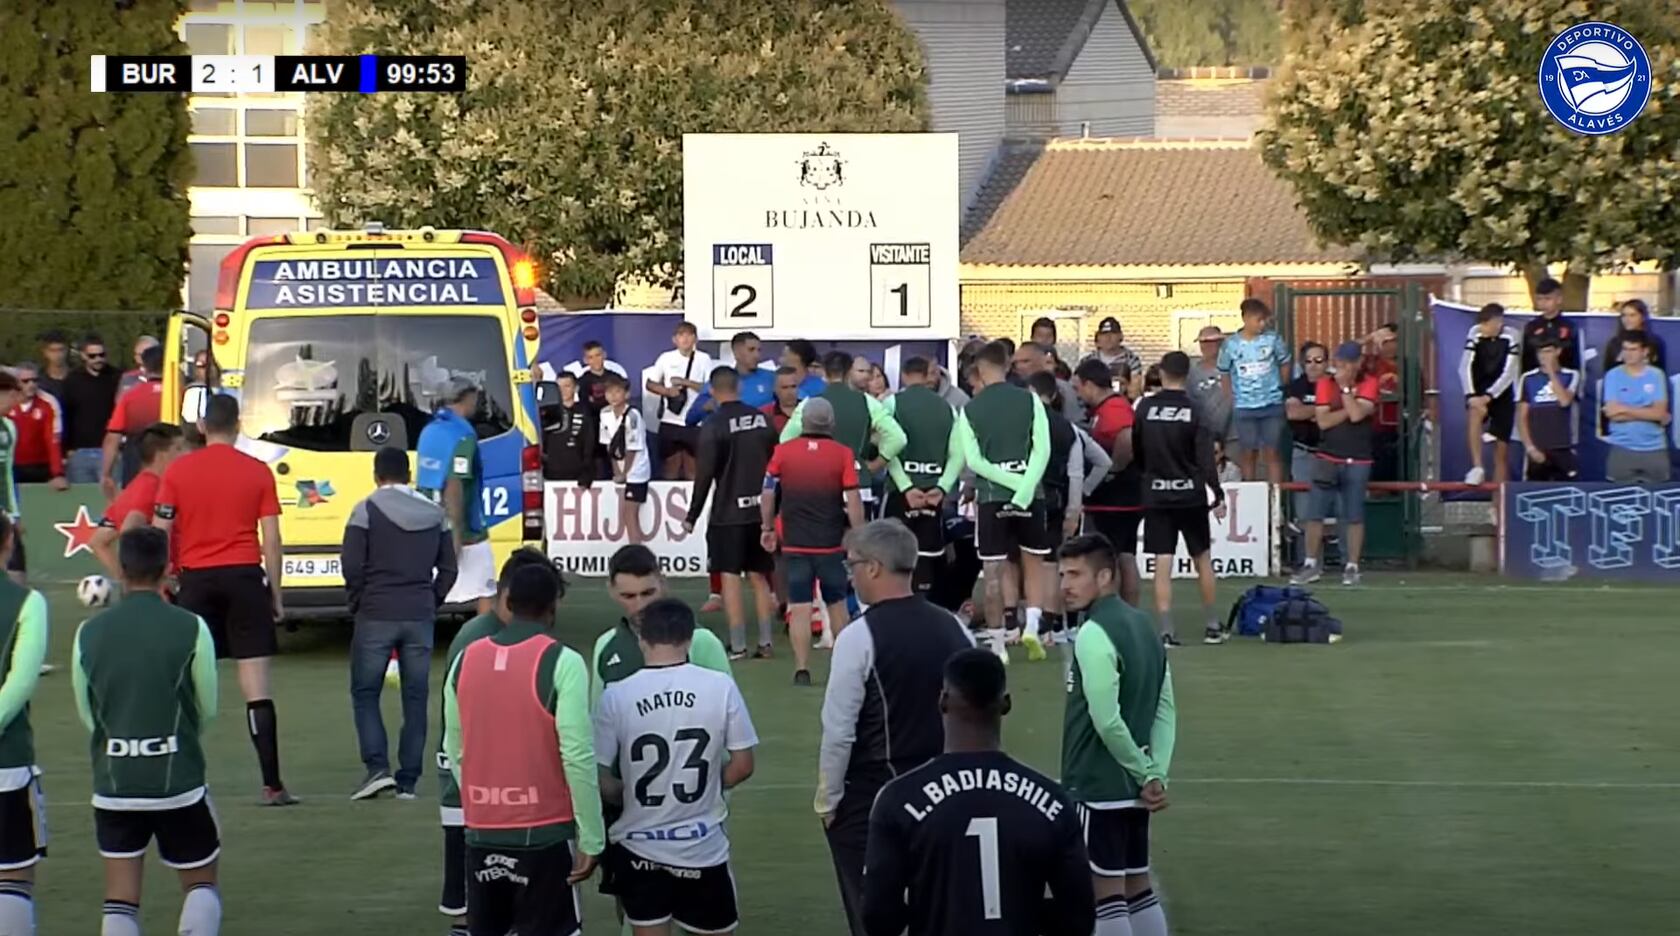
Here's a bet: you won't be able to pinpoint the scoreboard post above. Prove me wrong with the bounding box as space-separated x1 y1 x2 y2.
683 133 959 343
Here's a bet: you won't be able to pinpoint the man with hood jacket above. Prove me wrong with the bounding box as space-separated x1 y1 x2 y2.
342 445 459 800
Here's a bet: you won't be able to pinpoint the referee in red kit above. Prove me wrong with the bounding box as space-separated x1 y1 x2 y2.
155 394 297 806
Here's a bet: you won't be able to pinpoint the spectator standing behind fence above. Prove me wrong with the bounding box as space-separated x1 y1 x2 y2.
645 321 712 481
4 364 66 489
1602 299 1667 373
1294 342 1380 588
1519 278 1581 374
341 446 457 802
60 334 120 484
1015 343 1085 426
1459 304 1522 486
541 371 597 485
101 345 164 496
1218 299 1292 483
557 341 628 416
33 332 69 406
1360 323 1404 482
116 336 158 397
1084 317 1143 392
1189 326 1237 473
1517 338 1581 481
1031 316 1075 381
1285 343 1328 521
599 374 651 545
1600 331 1671 484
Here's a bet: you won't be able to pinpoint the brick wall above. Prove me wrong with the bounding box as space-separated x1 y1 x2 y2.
960 279 1248 362
1155 74 1269 138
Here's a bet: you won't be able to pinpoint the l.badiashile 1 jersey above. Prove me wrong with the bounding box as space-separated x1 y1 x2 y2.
593 662 757 868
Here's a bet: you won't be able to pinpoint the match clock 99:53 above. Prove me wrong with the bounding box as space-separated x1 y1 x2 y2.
376 55 467 92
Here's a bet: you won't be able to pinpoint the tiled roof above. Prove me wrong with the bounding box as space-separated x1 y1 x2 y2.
1007 0 1155 83
961 138 1361 268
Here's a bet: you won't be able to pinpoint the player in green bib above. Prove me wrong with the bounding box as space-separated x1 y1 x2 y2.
73 527 222 936
779 350 907 514
433 547 556 936
0 516 48 936
954 342 1052 659
1057 534 1176 936
883 357 965 593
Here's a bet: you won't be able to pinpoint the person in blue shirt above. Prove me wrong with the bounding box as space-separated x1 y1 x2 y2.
1600 331 1671 484
1216 298 1292 483
686 331 775 425
416 376 494 613
780 338 828 399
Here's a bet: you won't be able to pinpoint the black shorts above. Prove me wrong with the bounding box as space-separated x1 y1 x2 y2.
3 535 21 575
0 776 46 870
1143 505 1212 558
661 424 700 457
95 795 221 870
1526 447 1579 482
975 501 1051 562
1470 393 1515 442
176 565 276 660
607 844 739 934
10 465 50 485
883 490 945 558
707 524 773 576
1044 506 1074 552
1077 804 1150 877
621 482 650 504
440 825 467 917
466 841 581 936
1086 509 1140 557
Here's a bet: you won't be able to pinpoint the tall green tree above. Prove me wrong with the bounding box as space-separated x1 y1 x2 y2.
307 0 927 305
0 0 192 319
1261 0 1680 304
1131 0 1281 68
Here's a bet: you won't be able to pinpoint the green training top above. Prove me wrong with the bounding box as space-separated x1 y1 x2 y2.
779 384 908 467
1061 594 1176 805
443 619 604 854
591 619 732 709
73 591 218 810
883 386 964 494
955 382 1050 507
0 416 18 519
0 581 48 784
436 610 505 812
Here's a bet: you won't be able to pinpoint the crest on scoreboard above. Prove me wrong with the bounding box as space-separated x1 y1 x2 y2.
797 142 846 190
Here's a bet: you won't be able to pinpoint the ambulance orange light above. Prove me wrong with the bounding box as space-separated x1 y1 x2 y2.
213 331 229 345
511 259 537 291
522 325 539 341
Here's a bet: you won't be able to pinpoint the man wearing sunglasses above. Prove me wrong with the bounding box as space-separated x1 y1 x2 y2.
4 364 67 491
60 334 120 486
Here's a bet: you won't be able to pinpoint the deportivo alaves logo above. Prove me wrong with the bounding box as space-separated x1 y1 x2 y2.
1539 22 1651 135
766 141 879 230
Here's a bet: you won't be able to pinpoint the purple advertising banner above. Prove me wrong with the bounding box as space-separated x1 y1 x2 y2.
1431 299 1680 488
1502 482 1680 582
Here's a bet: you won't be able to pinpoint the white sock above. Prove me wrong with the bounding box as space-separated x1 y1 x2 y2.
1024 606 1043 639
0 882 34 936
1095 894 1132 935
1129 888 1168 936
178 884 220 936
1302 557 1318 568
101 901 141 936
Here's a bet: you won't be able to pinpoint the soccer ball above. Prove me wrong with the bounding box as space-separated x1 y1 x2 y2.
77 575 114 608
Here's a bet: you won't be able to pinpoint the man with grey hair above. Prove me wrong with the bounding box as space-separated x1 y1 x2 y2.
1190 325 1239 472
417 376 496 613
816 519 974 936
5 362 67 489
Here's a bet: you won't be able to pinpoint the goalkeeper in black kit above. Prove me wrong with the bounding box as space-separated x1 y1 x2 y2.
863 648 1094 936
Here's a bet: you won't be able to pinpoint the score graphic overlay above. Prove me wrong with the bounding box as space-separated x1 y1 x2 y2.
711 244 775 331
869 243 931 329
90 54 466 93
683 133 958 341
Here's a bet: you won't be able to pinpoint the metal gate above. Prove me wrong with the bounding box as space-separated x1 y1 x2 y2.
1272 281 1429 565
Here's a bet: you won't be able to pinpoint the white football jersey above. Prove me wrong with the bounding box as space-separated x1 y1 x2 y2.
593 662 758 868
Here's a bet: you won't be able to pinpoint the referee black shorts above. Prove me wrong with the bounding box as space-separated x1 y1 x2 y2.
176 565 277 660
1086 509 1140 557
1142 505 1212 558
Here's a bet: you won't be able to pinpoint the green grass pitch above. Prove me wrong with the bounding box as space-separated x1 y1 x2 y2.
19 574 1680 934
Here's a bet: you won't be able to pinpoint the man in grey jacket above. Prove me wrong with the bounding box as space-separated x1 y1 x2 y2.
1190 325 1239 468
341 445 457 800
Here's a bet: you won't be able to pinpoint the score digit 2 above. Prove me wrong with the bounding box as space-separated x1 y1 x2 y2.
711 244 775 330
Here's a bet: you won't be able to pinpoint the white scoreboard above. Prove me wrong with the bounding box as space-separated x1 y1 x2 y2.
682 133 959 341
